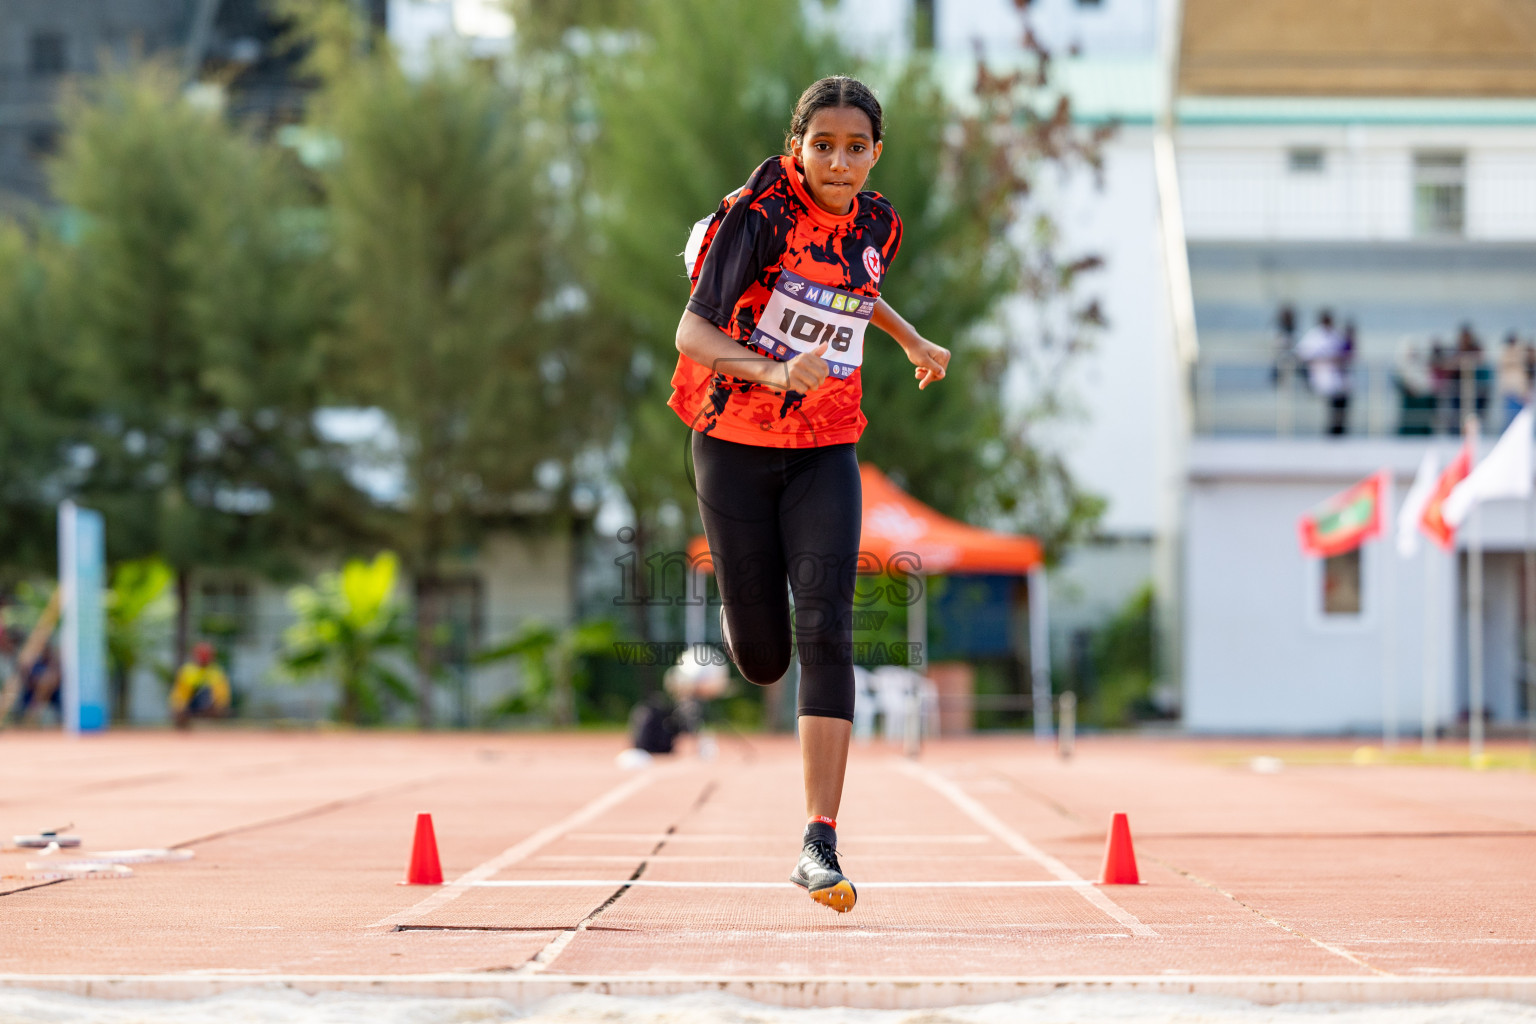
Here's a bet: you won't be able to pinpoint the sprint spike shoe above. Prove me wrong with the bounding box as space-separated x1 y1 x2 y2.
790 820 856 913
719 605 736 666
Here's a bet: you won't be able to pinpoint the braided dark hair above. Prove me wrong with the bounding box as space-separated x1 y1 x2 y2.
785 75 884 153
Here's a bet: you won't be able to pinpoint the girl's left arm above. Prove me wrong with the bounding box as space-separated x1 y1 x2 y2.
873 298 951 390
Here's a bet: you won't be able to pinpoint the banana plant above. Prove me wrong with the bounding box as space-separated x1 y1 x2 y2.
476 618 618 726
278 551 411 724
105 558 174 722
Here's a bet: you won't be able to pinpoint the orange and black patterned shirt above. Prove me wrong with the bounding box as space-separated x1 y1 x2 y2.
668 155 903 448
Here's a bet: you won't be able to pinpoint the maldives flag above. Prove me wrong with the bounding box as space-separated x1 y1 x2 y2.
1420 443 1473 550
1298 471 1389 558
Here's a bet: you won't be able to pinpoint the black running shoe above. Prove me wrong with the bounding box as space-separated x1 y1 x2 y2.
789 821 856 913
719 605 735 666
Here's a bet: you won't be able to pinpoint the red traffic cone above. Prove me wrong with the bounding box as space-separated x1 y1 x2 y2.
402 812 443 885
1097 812 1140 885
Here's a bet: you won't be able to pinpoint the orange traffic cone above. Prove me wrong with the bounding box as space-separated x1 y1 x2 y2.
1097 812 1140 885
402 812 443 885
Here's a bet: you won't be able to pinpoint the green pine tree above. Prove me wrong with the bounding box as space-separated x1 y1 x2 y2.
556 0 1109 574
0 222 72 579
47 62 367 660
285 4 626 722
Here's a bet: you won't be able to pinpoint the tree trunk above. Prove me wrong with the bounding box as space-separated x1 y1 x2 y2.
630 519 653 645
340 669 359 725
415 573 436 728
112 665 131 724
174 568 191 670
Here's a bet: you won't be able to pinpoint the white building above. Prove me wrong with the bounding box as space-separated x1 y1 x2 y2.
1173 0 1536 733
914 0 1172 674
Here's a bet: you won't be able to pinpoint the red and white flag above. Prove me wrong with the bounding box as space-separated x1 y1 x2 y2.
1443 407 1533 528
1419 444 1473 551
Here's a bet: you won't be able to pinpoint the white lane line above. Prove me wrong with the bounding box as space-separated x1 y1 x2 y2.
471 879 1092 889
370 766 682 931
535 854 1028 863
896 760 1159 939
566 833 993 844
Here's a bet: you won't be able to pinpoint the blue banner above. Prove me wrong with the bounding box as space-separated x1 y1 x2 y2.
59 501 108 733
929 574 1020 659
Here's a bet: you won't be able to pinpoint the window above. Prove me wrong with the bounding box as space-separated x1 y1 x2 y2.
1321 549 1362 616
1414 152 1466 237
415 576 483 673
1288 148 1325 174
28 32 66 77
912 0 936 49
198 579 254 643
25 124 59 159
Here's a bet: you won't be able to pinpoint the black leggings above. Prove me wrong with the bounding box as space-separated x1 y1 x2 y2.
691 430 861 721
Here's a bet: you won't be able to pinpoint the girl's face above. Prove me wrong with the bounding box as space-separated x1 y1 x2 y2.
790 105 882 216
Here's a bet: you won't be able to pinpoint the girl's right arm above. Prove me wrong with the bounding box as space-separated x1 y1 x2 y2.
676 310 830 394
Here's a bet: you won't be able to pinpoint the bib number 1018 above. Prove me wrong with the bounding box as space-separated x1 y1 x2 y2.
779 309 854 352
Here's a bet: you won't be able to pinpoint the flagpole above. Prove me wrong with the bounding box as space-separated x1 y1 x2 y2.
1526 488 1536 756
1381 470 1397 749
1423 539 1437 751
1465 414 1485 763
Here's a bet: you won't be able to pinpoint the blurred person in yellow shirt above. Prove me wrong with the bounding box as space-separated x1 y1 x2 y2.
169 641 230 729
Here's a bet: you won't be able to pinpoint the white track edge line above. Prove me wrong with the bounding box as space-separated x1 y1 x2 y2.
3 973 1535 1007
896 760 1159 939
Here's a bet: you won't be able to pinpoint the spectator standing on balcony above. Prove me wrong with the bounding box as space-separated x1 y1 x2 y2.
1496 331 1531 428
1296 309 1349 435
1271 303 1298 385
1394 337 1434 435
1428 340 1453 432
1449 323 1489 426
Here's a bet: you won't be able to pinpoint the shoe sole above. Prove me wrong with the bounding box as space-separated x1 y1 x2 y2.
796 878 856 913
719 607 735 666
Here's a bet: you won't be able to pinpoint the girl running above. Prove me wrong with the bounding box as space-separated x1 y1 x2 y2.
670 76 950 913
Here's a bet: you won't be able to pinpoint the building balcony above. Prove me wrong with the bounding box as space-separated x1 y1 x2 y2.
1192 356 1507 439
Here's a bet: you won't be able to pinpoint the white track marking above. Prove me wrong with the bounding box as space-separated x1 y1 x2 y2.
535 853 1029 863
515 926 582 974
566 833 993 843
370 766 680 930
471 879 1094 889
897 760 1159 939
6 973 1536 1005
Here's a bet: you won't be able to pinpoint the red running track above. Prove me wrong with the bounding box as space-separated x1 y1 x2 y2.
0 730 1533 1008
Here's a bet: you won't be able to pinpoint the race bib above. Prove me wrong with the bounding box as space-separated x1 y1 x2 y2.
747 270 875 380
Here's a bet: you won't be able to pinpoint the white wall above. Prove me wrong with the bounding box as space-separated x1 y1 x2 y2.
1051 127 1167 536
1183 440 1458 733
1179 124 1536 242
936 0 1158 58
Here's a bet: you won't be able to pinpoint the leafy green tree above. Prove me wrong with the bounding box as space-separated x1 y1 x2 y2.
105 556 174 722
549 0 1108 580
278 551 412 724
1082 583 1158 727
47 62 368 662
284 3 627 722
0 223 73 579
534 0 841 642
476 618 619 726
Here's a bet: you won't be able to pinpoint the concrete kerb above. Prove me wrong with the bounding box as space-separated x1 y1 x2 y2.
3 974 1536 1009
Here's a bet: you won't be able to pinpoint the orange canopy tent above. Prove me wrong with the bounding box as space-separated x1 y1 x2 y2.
686 465 1043 575
685 466 1052 738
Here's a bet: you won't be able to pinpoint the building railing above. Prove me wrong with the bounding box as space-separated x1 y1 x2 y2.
1193 354 1505 438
